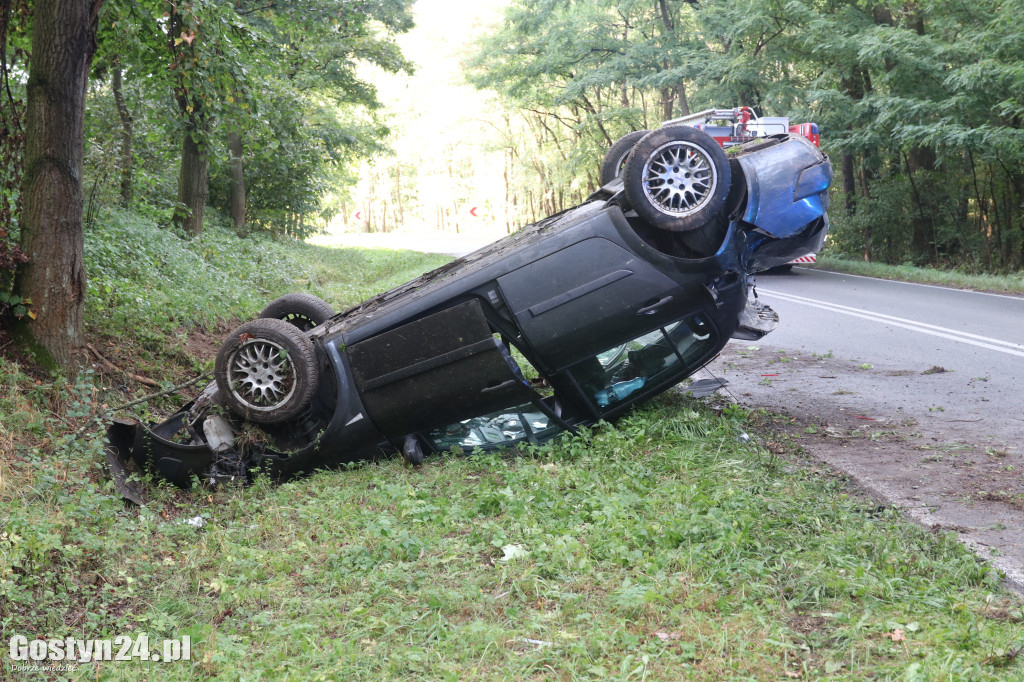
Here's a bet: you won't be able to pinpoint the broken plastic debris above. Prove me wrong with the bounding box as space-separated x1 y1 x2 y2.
522 639 552 647
500 544 529 561
683 377 727 398
202 415 236 454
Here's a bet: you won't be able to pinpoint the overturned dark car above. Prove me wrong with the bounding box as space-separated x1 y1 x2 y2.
108 120 832 487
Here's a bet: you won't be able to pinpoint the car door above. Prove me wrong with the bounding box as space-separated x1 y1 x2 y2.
346 299 540 437
496 237 691 369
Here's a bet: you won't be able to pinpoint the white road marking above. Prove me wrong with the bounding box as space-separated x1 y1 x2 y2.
759 289 1024 359
799 267 1024 302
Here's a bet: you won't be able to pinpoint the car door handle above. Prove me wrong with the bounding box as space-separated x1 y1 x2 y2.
636 296 673 316
481 379 519 394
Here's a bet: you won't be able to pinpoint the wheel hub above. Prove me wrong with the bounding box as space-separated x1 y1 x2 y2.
227 339 296 410
283 313 317 332
642 141 717 216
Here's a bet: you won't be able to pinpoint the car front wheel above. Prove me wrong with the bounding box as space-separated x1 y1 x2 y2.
623 126 730 232
600 130 649 186
215 318 320 424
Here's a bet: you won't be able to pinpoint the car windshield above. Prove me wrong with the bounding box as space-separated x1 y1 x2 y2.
570 312 718 410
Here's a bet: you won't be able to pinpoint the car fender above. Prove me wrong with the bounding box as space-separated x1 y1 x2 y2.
736 134 832 239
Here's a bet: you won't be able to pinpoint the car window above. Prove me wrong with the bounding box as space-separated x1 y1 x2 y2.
498 334 552 395
570 312 718 410
426 403 559 450
425 338 562 451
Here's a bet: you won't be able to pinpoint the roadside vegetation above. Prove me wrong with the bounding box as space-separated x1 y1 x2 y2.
462 0 1024 276
813 257 1024 296
3 226 1022 680
2 1 1023 678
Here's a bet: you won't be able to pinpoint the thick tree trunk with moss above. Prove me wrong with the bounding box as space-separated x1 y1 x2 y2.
14 0 103 370
227 129 246 236
175 113 209 237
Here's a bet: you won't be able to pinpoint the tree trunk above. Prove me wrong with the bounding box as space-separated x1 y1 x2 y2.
227 129 245 236
168 3 209 238
675 82 689 117
841 153 857 214
175 112 209 237
906 146 936 261
112 64 133 206
14 0 103 370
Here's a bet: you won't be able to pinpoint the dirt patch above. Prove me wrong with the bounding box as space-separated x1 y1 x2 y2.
83 322 236 392
707 344 1024 594
788 614 832 635
170 322 237 361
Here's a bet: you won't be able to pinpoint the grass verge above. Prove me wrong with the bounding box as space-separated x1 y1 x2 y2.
814 257 1024 295
77 208 450 388
2 391 1022 680
1 219 1022 679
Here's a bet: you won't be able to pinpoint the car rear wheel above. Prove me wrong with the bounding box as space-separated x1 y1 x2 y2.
215 318 319 424
600 130 649 186
623 126 730 232
259 293 335 332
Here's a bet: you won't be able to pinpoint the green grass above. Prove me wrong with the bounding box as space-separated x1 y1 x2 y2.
815 256 1024 294
84 207 451 344
2 393 1022 680
2 217 1022 679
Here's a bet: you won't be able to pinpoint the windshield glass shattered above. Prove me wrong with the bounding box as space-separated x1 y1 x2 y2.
427 405 557 449
571 312 718 409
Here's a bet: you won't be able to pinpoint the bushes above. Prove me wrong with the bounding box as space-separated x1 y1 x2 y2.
82 206 450 341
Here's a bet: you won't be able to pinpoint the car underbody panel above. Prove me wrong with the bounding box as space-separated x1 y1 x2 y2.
107 131 833 490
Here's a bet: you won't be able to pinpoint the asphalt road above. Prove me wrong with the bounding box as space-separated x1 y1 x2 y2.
708 268 1024 591
735 268 1024 448
751 268 1023 387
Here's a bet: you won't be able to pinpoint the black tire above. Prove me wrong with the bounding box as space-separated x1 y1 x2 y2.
215 317 320 424
402 434 425 466
623 126 731 232
600 130 649 186
259 293 335 332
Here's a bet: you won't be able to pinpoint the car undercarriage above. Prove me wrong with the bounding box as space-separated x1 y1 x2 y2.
107 125 832 491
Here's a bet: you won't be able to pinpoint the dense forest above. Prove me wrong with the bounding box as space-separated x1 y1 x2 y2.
466 0 1024 273
0 0 415 366
2 0 1023 369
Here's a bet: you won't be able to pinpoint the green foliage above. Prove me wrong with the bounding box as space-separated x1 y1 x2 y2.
0 0 30 291
816 256 1024 293
77 0 417 238
466 0 700 221
468 0 1024 273
0 290 32 320
82 206 449 342
4 227 1023 678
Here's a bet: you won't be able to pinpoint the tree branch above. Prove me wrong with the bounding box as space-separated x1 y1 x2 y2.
86 343 160 387
235 2 276 16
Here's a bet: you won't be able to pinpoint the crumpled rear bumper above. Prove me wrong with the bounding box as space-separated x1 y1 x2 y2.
104 407 232 495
